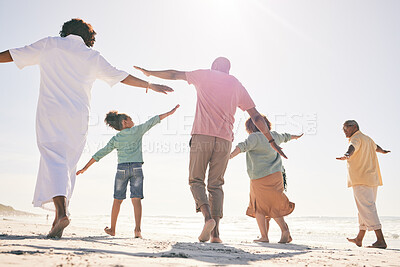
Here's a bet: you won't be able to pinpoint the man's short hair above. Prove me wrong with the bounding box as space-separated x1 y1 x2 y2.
344 120 359 130
60 18 96 47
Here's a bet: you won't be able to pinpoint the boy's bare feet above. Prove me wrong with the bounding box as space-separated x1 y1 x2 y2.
198 219 216 242
367 241 387 249
254 237 269 243
47 216 70 238
134 229 142 238
211 237 222 243
278 231 292 244
104 227 115 236
347 237 362 247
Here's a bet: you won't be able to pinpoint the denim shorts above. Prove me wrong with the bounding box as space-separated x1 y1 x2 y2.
114 162 144 200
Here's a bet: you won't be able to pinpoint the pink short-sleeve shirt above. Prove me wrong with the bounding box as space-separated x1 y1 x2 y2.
186 69 255 142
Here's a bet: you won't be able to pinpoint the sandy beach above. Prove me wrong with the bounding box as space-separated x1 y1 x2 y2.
1 214 399 266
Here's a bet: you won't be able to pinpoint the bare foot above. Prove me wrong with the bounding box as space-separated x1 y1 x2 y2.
211 237 222 243
367 241 387 249
104 227 115 236
54 229 64 238
50 223 64 238
347 237 362 247
134 230 142 238
47 217 70 238
278 231 292 244
254 237 269 243
198 219 216 242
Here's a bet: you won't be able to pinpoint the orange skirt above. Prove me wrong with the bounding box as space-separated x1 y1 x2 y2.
246 171 295 218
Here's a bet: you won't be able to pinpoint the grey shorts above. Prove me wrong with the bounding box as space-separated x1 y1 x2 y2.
114 162 144 200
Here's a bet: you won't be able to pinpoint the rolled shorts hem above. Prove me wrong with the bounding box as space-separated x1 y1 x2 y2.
130 195 144 199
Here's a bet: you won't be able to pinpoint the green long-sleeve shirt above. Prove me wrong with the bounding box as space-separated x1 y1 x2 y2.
92 115 160 163
237 131 291 179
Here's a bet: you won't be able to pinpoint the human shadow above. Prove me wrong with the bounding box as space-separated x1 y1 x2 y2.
0 233 48 240
0 233 132 247
155 242 310 265
247 241 313 251
376 248 400 252
1 240 310 265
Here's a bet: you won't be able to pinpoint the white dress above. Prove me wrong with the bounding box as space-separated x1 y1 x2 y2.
10 35 129 210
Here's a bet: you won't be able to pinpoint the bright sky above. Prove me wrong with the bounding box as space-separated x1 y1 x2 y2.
1 0 399 218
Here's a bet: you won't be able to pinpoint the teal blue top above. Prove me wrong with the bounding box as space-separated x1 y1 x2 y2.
237 131 291 179
92 115 161 163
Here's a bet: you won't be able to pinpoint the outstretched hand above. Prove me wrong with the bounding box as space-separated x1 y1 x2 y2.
168 104 180 115
159 104 180 120
134 66 150 77
293 133 304 140
381 150 391 154
271 142 287 159
336 156 347 160
149 83 174 94
76 168 86 175
134 66 174 94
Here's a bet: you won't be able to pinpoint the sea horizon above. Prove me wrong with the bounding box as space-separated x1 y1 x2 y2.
2 213 399 249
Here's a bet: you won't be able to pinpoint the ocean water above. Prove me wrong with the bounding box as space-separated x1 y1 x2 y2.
6 214 400 248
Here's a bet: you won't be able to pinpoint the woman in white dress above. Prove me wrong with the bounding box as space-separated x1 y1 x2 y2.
0 18 173 238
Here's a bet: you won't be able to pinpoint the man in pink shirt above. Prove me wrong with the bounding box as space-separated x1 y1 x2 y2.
136 57 286 243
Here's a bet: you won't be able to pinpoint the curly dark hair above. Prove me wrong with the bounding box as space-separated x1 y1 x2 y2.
59 18 96 47
245 115 271 134
105 111 130 131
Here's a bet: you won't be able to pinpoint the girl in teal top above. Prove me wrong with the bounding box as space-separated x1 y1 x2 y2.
77 105 179 238
230 115 302 243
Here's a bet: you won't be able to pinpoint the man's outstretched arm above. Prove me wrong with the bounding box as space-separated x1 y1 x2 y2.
0 50 13 63
376 145 390 154
134 66 187 81
336 145 355 160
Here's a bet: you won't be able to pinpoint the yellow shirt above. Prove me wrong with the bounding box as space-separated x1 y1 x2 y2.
347 131 382 187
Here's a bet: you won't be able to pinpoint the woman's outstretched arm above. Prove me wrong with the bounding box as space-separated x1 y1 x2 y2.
291 134 303 140
121 74 174 94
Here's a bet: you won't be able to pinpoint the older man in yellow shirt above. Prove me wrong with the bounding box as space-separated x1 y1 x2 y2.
337 120 390 249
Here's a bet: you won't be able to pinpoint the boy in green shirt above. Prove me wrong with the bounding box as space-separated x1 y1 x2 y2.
77 105 179 238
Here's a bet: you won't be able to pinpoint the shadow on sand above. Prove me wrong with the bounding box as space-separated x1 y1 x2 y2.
0 233 132 246
154 242 311 264
0 234 311 264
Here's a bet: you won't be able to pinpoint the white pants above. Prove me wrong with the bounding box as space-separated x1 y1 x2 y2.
352 185 381 231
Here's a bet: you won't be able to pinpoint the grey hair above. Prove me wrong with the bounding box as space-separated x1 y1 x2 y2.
344 120 359 130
